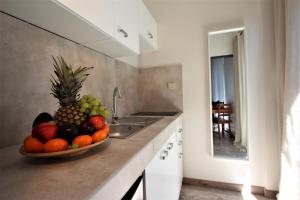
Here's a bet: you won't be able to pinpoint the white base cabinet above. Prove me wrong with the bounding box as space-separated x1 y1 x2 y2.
145 121 183 200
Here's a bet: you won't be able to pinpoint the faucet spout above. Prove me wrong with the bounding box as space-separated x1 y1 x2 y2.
112 87 122 124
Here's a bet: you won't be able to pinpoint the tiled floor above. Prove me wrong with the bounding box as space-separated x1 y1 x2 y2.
180 184 275 200
213 132 248 160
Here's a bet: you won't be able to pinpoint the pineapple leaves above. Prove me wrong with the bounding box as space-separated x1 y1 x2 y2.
50 56 93 106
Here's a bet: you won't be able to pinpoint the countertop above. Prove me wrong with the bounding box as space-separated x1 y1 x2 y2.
0 113 182 200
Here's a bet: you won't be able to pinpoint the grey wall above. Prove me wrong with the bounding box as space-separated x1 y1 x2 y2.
138 64 183 112
115 60 139 117
0 13 139 147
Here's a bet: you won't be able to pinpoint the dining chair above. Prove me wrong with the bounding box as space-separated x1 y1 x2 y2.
212 102 223 138
219 103 232 135
212 102 232 138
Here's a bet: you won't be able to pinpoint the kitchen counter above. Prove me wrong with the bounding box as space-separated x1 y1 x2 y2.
0 113 182 200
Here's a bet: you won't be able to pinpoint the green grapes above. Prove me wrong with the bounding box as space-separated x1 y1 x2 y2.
79 95 109 119
90 110 97 116
82 103 89 109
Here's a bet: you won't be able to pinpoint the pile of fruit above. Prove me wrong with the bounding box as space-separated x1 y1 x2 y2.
23 57 110 154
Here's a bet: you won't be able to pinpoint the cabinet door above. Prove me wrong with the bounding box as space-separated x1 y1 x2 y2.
167 134 181 200
145 143 169 200
113 0 139 54
146 134 178 200
56 0 114 39
1 0 110 43
175 127 183 198
147 12 158 49
138 0 158 52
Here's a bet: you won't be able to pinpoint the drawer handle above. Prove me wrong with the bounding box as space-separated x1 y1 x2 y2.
148 32 153 39
118 28 128 38
178 128 183 133
178 152 183 159
167 143 173 150
160 150 168 160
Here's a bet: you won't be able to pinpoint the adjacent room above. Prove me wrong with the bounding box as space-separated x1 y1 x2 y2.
209 29 248 160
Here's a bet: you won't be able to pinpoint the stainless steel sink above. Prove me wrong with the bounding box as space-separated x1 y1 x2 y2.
117 116 162 126
109 124 146 139
131 112 179 116
109 116 162 139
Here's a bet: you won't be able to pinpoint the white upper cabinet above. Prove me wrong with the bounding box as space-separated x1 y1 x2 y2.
0 0 110 43
113 0 139 54
138 0 158 52
0 0 157 60
56 0 114 39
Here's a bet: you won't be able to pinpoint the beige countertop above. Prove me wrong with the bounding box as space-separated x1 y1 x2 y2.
0 113 182 200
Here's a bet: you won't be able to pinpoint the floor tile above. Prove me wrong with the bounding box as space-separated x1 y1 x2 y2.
180 184 275 200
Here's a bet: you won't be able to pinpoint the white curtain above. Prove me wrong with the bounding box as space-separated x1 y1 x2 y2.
233 32 247 150
275 0 300 199
211 57 235 104
211 58 226 102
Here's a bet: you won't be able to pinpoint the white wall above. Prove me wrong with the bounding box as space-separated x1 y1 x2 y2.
140 0 280 190
210 32 234 57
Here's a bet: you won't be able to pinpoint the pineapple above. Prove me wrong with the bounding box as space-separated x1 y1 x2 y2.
50 56 93 126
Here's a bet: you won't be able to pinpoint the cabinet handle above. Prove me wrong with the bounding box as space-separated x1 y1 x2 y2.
148 32 153 39
178 128 183 133
118 28 128 38
178 152 183 159
167 143 173 150
160 150 168 160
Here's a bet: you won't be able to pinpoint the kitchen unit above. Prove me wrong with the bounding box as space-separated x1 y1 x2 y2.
0 0 296 198
0 113 183 200
0 0 185 198
0 0 158 59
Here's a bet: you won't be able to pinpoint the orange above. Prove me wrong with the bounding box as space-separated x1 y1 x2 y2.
72 135 92 148
24 136 44 153
92 124 109 143
44 138 68 153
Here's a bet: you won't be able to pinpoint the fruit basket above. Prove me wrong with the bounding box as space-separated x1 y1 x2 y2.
20 57 111 158
19 136 109 158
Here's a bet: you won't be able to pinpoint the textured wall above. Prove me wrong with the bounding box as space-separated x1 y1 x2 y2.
0 13 139 148
138 64 183 112
115 60 140 117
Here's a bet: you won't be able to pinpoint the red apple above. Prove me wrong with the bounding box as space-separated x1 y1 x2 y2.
89 116 105 130
32 122 58 142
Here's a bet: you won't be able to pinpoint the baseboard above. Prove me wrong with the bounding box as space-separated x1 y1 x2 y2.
183 177 278 199
264 189 278 199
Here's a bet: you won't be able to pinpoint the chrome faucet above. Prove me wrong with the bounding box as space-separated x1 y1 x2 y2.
112 87 122 124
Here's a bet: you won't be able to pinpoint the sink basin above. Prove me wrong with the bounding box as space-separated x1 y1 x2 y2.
131 112 179 116
109 124 146 139
109 116 162 139
117 116 162 125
